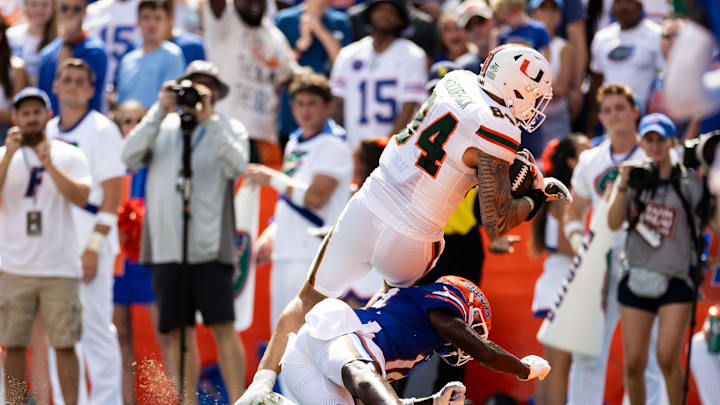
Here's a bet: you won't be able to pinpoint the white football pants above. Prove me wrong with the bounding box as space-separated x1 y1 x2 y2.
48 251 123 405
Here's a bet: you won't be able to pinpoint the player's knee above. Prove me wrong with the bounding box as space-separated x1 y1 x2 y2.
297 282 328 311
624 352 648 378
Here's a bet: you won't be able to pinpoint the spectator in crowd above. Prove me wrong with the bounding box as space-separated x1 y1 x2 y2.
46 58 125 405
0 18 29 140
329 0 427 148
114 0 185 108
690 304 720 405
434 12 475 63
246 72 353 400
564 83 667 405
7 0 56 84
121 60 249 404
607 113 705 405
204 0 299 164
491 0 550 57
664 0 720 122
247 73 352 328
84 0 141 99
347 0 438 59
455 0 496 74
173 0 202 34
111 100 172 405
585 0 663 136
0 88 91 405
37 0 108 114
530 134 590 405
555 0 586 122
352 136 387 192
166 1 205 64
275 0 352 146
530 0 573 148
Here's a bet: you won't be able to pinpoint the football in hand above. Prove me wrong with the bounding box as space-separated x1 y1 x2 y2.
509 149 537 198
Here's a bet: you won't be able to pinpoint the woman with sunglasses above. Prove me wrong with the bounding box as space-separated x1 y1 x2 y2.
0 17 30 142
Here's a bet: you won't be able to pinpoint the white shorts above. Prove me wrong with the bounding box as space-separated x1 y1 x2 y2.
532 253 572 317
280 299 386 405
308 197 444 298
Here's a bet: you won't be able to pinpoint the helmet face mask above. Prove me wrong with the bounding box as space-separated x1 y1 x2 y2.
478 44 553 133
434 276 492 367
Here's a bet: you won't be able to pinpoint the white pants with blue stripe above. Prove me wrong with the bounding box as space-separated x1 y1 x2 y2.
281 323 386 405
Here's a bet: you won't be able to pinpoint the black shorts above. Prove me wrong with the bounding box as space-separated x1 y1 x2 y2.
151 261 235 333
617 274 694 313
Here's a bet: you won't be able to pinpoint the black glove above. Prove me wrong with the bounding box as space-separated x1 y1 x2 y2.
524 188 547 221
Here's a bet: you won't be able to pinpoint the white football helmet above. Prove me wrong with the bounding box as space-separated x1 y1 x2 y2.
478 44 553 133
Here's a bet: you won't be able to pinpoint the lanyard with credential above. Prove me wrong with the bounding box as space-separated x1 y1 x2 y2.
22 147 44 236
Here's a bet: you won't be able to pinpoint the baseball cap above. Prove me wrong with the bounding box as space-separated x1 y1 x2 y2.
638 113 677 139
529 0 563 11
176 60 230 101
426 61 460 91
457 1 493 29
12 87 51 112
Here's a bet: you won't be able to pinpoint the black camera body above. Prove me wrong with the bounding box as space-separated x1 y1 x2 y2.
627 161 660 193
171 79 202 109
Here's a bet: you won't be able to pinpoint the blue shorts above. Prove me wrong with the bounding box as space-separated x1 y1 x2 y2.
114 260 155 305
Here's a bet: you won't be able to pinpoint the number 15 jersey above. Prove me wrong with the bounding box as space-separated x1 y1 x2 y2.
357 70 522 241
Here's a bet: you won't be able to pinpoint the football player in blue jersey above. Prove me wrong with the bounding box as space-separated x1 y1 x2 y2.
273 276 550 405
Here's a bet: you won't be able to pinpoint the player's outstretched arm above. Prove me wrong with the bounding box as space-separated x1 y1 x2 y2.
428 308 530 378
476 150 532 239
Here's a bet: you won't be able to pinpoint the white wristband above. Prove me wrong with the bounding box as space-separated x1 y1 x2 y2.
86 231 106 253
269 173 291 195
289 184 308 207
253 369 277 388
563 220 584 240
96 212 118 227
569 233 584 253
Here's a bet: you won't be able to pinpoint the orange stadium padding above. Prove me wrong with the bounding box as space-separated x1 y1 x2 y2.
122 185 712 404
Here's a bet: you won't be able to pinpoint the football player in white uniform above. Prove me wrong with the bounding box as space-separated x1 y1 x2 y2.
237 43 555 405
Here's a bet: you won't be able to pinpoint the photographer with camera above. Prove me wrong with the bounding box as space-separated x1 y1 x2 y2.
608 113 706 405
121 60 249 404
0 88 91 405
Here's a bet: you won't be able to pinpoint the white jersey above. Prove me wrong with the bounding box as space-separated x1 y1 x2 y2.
590 19 664 110
330 37 428 149
273 120 352 261
203 2 295 143
47 111 126 255
571 138 646 251
7 24 42 82
358 70 522 241
85 0 141 85
0 141 91 278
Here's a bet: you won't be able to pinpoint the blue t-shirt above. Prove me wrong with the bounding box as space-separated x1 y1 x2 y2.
275 6 353 136
38 36 108 115
498 20 550 52
171 31 206 64
698 0 720 44
115 42 186 108
354 282 468 380
557 0 584 39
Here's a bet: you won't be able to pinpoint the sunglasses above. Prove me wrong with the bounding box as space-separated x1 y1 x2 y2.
58 4 83 14
121 117 142 126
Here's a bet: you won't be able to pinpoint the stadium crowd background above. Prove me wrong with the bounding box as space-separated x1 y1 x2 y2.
0 0 718 404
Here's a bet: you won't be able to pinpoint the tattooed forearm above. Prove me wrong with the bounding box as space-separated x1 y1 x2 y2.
476 151 532 238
